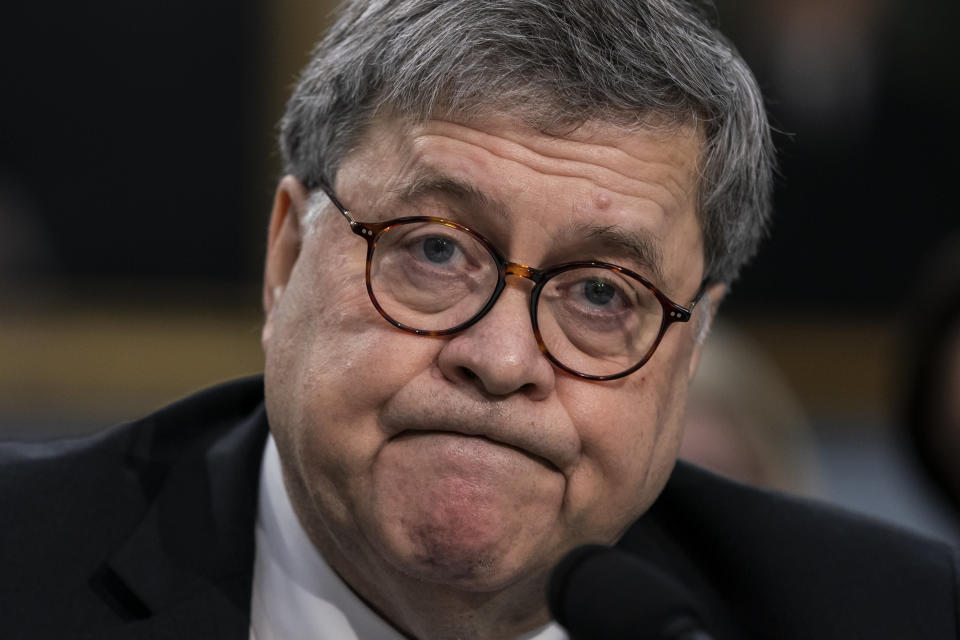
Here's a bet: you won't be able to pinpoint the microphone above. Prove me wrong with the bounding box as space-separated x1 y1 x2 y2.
548 545 715 640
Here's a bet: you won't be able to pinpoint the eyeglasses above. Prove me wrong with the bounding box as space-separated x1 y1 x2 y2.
320 181 701 381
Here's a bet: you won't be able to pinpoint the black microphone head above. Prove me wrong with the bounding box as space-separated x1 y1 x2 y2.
548 544 712 640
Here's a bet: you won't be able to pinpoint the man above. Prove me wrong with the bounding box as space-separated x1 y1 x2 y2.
2 1 958 639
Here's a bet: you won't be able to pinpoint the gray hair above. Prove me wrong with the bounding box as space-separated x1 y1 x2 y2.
280 0 774 285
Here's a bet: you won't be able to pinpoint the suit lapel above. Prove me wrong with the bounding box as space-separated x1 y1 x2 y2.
94 396 269 636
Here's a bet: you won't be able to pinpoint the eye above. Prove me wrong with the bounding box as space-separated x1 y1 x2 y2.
582 279 618 307
567 275 630 312
383 221 493 280
420 236 458 264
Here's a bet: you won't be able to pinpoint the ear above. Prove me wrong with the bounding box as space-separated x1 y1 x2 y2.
687 281 727 381
262 175 310 347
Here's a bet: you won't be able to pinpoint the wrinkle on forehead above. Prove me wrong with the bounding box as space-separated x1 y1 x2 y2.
343 116 701 219
406 118 701 218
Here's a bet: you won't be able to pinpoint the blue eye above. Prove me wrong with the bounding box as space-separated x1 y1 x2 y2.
583 279 617 306
421 236 457 263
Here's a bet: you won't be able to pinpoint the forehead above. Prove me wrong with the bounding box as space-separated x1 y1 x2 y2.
333 114 705 291
341 113 702 197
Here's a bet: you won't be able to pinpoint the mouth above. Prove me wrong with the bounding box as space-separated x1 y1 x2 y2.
390 429 560 473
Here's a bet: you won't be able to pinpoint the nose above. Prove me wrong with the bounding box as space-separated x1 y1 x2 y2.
436 276 556 400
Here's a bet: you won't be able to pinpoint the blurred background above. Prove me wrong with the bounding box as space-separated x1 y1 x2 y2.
2 0 958 539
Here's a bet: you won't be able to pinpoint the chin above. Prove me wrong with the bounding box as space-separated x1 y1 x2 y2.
379 523 539 591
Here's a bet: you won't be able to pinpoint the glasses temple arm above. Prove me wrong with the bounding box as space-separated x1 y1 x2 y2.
688 278 713 311
318 180 355 224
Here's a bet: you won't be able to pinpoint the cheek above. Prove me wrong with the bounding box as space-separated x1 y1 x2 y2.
268 234 400 390
263 248 446 513
559 342 693 535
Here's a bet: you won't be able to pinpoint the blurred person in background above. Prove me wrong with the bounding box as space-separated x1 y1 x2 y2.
2 1 959 639
680 321 819 495
899 233 960 525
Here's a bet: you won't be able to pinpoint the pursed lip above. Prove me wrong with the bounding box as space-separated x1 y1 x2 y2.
390 429 560 472
380 398 579 474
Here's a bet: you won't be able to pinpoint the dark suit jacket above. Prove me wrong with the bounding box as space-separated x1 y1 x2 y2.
2 377 958 639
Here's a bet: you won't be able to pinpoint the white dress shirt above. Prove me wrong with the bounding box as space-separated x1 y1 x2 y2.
250 434 567 640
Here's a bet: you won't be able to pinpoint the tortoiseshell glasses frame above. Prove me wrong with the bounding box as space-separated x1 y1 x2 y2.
319 180 702 381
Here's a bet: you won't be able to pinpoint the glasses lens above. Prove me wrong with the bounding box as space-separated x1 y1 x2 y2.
536 266 664 377
369 221 500 332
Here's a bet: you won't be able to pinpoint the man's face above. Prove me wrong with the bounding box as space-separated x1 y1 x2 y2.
262 114 711 606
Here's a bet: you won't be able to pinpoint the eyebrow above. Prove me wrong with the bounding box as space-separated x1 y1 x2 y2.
391 169 510 221
579 224 666 285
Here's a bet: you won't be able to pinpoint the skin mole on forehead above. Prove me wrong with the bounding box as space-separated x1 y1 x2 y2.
593 190 613 211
